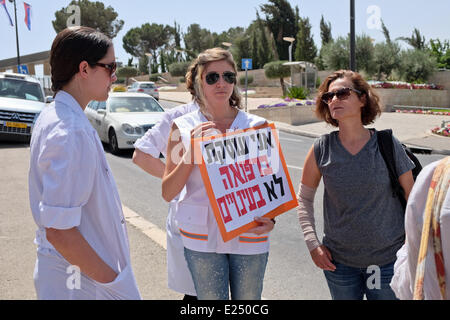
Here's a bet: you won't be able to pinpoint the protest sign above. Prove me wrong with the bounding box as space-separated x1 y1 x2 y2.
193 123 298 242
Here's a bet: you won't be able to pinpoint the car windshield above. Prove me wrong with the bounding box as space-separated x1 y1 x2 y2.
0 78 44 102
109 97 164 113
140 83 155 89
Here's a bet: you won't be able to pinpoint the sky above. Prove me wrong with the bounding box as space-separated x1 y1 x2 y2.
1 0 450 69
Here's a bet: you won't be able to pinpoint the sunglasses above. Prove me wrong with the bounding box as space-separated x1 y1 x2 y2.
94 61 117 76
321 87 362 105
205 71 237 85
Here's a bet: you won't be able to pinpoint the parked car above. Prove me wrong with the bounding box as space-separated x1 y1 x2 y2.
85 92 165 154
127 81 159 100
0 72 47 142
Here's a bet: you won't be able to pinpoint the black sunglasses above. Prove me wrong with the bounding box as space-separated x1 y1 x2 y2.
321 87 362 105
93 62 117 76
205 71 236 85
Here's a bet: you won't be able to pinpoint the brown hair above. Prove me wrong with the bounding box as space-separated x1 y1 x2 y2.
315 70 382 127
185 47 242 112
50 26 112 93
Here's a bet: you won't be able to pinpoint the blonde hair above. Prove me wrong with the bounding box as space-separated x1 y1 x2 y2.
185 48 242 113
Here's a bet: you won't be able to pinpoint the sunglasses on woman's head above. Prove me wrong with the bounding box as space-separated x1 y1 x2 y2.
321 87 362 105
94 61 117 76
205 71 237 85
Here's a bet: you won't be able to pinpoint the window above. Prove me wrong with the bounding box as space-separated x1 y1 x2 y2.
0 78 44 102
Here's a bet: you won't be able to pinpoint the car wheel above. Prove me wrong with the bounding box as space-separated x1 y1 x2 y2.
109 129 120 155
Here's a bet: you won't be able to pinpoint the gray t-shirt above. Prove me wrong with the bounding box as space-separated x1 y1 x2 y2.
314 130 415 268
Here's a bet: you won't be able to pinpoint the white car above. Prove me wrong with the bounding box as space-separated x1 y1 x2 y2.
0 72 47 142
127 81 159 100
85 92 165 154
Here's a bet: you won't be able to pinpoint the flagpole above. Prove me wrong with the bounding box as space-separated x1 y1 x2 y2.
10 0 20 67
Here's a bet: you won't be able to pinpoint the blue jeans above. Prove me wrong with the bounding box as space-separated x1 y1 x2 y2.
323 261 398 300
184 248 268 300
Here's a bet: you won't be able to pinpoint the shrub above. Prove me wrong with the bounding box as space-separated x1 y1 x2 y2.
263 61 290 96
149 73 160 82
397 49 437 83
286 86 309 100
239 75 254 86
168 61 192 77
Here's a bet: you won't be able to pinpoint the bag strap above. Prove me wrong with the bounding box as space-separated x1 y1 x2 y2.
413 157 450 300
377 129 407 209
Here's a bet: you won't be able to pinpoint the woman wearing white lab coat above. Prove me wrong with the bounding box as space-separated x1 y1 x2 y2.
162 48 275 300
29 26 141 300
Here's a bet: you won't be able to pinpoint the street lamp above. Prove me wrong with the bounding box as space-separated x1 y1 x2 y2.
350 0 356 71
283 37 296 87
8 0 20 67
222 42 232 50
145 52 152 79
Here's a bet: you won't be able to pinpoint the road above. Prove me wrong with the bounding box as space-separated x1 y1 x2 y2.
102 100 446 299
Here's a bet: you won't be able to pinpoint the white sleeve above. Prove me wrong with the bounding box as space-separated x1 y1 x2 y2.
37 128 97 230
134 112 172 158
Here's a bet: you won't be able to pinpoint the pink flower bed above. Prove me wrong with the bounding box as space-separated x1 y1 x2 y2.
432 124 450 137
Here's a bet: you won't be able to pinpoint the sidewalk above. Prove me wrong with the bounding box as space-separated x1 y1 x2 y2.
159 91 450 155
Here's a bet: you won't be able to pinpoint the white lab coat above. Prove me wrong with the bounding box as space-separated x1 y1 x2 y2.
134 101 198 296
29 91 141 300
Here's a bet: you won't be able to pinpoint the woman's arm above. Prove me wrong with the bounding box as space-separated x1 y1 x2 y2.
161 121 217 202
298 146 336 271
399 170 414 201
132 148 165 179
46 227 118 283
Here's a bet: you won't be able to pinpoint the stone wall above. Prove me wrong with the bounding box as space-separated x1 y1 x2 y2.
375 88 449 109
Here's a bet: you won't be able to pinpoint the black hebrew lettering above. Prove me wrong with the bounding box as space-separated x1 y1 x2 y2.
263 174 285 201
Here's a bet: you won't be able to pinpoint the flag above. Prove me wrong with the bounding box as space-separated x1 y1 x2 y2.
0 0 14 26
24 2 31 31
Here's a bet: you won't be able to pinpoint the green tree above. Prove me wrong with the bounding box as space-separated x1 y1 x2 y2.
294 17 317 62
373 41 401 80
260 0 297 61
397 49 437 83
52 0 124 39
183 24 215 55
319 15 333 46
321 35 375 75
255 10 272 67
398 28 426 50
263 60 291 96
122 23 174 72
116 66 138 85
321 36 349 71
429 39 450 69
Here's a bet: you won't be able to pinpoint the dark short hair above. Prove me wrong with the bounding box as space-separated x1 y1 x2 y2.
50 26 112 93
315 70 382 127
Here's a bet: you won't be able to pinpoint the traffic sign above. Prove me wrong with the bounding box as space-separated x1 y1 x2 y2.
241 59 252 70
18 65 29 74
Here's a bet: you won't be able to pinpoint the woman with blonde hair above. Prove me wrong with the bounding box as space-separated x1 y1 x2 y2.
297 70 415 300
162 48 275 300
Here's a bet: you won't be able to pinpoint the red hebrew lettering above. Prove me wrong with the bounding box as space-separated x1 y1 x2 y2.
236 189 248 217
219 166 233 190
252 184 267 208
256 155 273 177
241 159 256 182
244 187 257 211
229 163 247 187
217 196 233 223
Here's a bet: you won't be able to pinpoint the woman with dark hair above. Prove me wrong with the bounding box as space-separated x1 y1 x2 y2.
161 48 275 300
28 26 141 299
297 70 415 300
